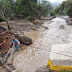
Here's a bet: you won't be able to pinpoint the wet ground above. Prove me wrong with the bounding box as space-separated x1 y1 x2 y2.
7 16 72 72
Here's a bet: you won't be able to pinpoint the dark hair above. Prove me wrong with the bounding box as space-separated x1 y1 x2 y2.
11 35 15 38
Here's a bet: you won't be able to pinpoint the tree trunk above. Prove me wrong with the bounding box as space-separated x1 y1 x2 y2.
6 19 11 31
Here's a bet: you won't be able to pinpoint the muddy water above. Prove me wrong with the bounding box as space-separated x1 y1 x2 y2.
13 16 72 72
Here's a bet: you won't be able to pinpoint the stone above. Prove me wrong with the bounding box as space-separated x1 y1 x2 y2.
31 26 37 30
35 66 49 72
44 27 49 30
0 26 7 33
67 21 72 25
59 25 65 29
33 19 44 25
67 18 72 25
15 34 33 45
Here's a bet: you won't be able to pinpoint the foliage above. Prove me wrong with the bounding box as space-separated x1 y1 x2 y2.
0 0 52 20
0 16 4 22
0 0 15 19
54 0 72 17
40 0 52 16
15 0 52 19
0 0 15 30
49 11 56 16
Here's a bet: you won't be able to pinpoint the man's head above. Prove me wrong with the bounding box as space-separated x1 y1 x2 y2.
11 35 15 40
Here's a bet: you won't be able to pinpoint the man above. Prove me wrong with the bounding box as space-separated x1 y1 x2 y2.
5 35 20 64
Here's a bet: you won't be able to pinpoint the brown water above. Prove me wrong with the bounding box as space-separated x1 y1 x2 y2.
13 16 72 72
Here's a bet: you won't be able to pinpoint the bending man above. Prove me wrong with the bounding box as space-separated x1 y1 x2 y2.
5 35 20 64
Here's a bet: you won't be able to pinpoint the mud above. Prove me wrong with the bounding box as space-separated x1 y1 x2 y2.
1 16 72 72
12 16 72 72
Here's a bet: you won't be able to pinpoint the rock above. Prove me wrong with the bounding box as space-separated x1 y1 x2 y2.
35 66 49 72
67 21 72 25
59 25 65 29
19 23 31 27
33 19 44 25
0 26 7 33
15 34 33 45
31 26 37 30
67 18 72 25
44 27 49 30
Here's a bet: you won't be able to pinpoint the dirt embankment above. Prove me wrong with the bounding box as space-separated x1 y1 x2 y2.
0 16 55 33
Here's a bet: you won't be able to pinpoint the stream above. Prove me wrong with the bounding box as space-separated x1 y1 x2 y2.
13 16 72 72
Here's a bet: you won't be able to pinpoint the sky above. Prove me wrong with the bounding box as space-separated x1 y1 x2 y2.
48 0 66 3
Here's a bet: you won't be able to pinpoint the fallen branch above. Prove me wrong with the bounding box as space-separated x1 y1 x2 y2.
0 40 6 46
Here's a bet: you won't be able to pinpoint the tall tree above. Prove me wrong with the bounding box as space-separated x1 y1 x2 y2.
54 0 72 17
0 0 15 30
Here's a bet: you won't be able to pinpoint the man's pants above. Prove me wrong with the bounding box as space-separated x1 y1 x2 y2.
5 48 17 62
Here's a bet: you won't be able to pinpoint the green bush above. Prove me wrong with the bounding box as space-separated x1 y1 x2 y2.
49 11 56 16
0 17 4 22
54 0 72 17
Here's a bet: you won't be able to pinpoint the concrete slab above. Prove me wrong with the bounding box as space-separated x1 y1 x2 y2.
49 43 72 66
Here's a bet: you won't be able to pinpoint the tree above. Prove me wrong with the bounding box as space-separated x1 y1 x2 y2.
15 0 52 19
0 0 15 30
54 0 72 17
41 0 52 16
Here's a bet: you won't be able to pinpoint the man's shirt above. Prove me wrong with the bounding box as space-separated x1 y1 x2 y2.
11 39 19 50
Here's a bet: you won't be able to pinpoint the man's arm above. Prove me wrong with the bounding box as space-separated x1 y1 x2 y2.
15 39 20 46
17 41 20 46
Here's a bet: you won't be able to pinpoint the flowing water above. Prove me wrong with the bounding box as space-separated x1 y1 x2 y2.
13 16 72 72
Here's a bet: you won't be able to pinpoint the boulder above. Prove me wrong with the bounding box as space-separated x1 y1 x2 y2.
44 27 49 30
31 25 37 30
67 21 72 25
59 25 65 29
0 26 7 33
15 34 33 45
0 26 33 45
67 18 72 25
33 19 44 25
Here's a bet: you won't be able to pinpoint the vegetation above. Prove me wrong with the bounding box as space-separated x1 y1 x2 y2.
0 0 52 20
0 16 4 22
15 0 52 20
54 0 72 17
0 0 52 30
0 0 14 30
